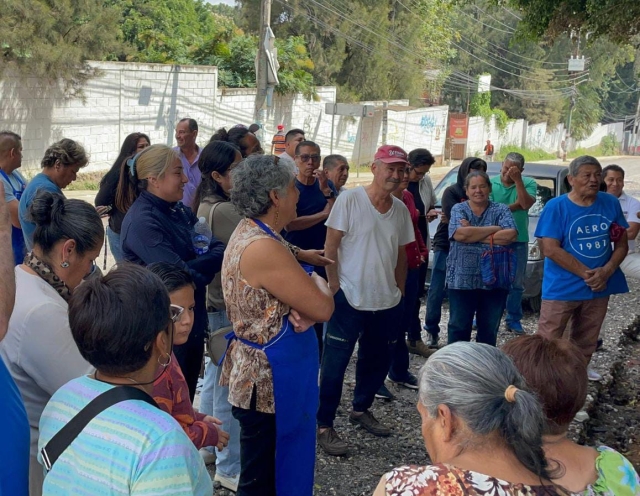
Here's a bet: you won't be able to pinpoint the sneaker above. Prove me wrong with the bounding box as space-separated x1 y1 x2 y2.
426 334 440 349
317 427 349 456
349 410 391 437
214 472 239 492
596 338 604 352
505 322 525 335
407 339 434 358
388 372 419 390
375 384 395 400
587 368 602 382
199 448 216 465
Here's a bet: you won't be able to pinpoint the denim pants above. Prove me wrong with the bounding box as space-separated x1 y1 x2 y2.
106 226 124 263
200 311 241 478
389 268 419 379
317 289 403 428
424 250 448 339
505 242 528 326
448 288 508 346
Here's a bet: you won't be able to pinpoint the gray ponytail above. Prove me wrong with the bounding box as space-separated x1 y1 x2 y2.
418 342 553 481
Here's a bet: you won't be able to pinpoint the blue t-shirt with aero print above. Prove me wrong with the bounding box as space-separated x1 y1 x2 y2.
535 192 629 301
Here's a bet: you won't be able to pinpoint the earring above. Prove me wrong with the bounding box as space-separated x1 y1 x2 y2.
157 352 172 368
60 261 70 268
274 209 279 229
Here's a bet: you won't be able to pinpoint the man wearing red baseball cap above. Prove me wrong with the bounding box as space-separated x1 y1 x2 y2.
317 145 415 455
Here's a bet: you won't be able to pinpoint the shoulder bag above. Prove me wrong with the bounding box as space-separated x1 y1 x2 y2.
480 234 516 289
202 200 234 365
41 385 157 472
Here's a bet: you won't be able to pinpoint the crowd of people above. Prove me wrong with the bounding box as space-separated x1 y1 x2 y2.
0 123 639 496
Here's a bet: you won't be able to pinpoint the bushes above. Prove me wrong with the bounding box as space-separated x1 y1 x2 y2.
494 146 556 162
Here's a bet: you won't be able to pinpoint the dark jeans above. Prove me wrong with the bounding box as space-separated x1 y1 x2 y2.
447 288 508 346
313 322 324 362
389 268 420 380
408 262 428 341
232 389 276 496
317 289 402 428
424 250 448 339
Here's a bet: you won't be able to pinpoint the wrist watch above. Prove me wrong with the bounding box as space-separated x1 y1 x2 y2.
324 191 335 199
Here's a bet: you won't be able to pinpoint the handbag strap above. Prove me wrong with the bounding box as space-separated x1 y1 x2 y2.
41 385 157 472
206 200 223 239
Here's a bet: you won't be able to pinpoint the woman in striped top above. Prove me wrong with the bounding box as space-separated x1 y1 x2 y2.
37 264 211 495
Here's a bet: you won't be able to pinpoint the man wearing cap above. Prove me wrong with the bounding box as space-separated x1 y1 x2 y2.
317 145 414 456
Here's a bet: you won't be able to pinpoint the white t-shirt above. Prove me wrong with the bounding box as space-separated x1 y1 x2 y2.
0 267 93 458
618 192 640 251
326 186 414 311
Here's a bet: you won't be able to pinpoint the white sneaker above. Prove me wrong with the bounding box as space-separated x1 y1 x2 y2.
214 472 239 492
199 448 216 465
587 368 602 382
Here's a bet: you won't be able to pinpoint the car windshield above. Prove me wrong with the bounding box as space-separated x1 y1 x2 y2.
528 178 556 216
433 171 557 215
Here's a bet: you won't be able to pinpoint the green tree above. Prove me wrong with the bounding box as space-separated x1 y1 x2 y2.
106 0 219 64
1 0 123 97
236 0 456 103
493 0 640 47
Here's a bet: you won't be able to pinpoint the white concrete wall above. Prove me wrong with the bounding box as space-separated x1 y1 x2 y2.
216 88 449 166
0 61 218 172
385 106 449 159
467 116 527 156
576 122 624 150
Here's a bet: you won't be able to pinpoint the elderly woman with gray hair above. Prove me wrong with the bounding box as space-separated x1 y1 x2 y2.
221 154 334 496
374 342 569 496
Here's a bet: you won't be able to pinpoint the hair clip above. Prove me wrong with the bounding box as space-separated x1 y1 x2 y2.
127 152 142 177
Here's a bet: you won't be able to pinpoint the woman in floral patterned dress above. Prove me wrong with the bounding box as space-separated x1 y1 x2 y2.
504 335 640 495
374 342 569 496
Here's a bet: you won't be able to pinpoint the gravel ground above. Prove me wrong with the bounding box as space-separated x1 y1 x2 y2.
204 280 640 495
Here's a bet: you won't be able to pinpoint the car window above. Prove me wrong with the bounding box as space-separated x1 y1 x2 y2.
529 178 556 216
433 172 458 207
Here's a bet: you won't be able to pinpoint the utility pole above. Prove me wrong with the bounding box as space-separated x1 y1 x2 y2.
566 30 586 151
633 94 640 155
254 0 272 132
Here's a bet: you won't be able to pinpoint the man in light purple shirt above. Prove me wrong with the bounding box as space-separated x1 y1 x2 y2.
173 118 201 210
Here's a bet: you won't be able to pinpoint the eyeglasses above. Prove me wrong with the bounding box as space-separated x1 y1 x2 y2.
297 154 321 163
170 304 184 323
410 167 428 177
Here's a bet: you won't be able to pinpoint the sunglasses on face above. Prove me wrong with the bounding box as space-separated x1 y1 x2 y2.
297 154 321 163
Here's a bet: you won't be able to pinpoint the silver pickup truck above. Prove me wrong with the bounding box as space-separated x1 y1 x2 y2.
427 162 570 312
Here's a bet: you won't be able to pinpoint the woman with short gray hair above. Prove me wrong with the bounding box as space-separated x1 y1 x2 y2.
374 342 568 496
222 154 334 495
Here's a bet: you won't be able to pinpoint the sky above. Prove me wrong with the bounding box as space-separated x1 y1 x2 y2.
205 0 236 7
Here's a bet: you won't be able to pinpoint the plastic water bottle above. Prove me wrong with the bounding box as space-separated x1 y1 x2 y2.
192 217 212 255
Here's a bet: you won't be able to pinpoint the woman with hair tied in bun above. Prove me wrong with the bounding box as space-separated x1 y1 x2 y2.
210 126 263 157
503 335 640 495
374 342 569 496
119 144 224 400
0 191 103 496
18 139 89 252
37 264 211 495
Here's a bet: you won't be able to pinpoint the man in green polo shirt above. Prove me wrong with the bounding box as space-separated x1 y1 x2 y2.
490 152 536 334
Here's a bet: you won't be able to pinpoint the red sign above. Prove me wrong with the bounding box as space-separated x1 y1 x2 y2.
449 115 469 139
